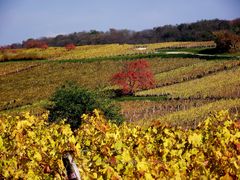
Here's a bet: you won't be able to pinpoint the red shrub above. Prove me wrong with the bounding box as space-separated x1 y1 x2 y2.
10 49 17 53
65 43 76 51
39 43 48 49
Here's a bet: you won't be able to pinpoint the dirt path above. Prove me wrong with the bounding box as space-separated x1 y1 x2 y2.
0 64 41 76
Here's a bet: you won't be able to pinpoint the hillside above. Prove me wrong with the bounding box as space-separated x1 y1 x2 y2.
1 41 240 129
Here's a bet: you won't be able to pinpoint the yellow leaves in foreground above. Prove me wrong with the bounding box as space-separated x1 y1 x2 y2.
0 110 240 179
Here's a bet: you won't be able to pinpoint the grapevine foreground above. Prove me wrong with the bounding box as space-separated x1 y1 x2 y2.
0 110 240 179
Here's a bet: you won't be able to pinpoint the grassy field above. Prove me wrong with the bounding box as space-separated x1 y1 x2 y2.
1 41 240 128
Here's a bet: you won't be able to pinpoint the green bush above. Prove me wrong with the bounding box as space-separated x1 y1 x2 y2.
47 83 123 130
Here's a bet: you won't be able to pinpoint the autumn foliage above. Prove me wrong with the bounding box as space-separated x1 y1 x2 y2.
23 39 48 49
40 43 49 49
1 110 240 179
111 59 155 94
213 30 240 52
65 43 76 51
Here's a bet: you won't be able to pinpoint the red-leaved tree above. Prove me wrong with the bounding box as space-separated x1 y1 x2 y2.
111 59 155 95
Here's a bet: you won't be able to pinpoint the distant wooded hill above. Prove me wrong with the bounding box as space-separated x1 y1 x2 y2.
9 18 240 48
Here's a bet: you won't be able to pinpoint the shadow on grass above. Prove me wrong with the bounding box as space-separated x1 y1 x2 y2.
113 95 168 102
198 48 222 54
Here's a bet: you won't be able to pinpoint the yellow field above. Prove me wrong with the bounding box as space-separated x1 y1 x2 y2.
0 41 215 61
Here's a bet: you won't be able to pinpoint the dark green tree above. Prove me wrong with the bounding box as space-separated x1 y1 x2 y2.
47 83 123 130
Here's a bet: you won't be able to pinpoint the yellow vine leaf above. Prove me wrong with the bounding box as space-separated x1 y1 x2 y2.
122 150 131 163
34 152 42 162
137 161 148 172
114 141 123 151
145 172 154 180
221 173 233 180
0 136 4 150
188 133 202 147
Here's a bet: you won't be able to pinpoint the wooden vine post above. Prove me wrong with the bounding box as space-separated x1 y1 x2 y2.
62 152 81 180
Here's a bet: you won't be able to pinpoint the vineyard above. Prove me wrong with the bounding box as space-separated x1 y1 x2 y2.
1 55 240 124
155 60 240 87
1 41 240 178
0 58 202 111
119 99 215 124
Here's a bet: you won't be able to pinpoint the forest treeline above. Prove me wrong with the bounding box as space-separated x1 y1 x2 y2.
7 18 240 48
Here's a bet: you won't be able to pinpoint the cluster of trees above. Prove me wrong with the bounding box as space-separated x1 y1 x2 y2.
22 39 49 49
213 30 240 52
0 41 77 51
2 18 240 48
44 19 240 46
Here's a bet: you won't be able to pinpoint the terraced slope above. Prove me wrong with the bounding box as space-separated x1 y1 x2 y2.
0 58 202 111
136 66 240 99
155 60 240 86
